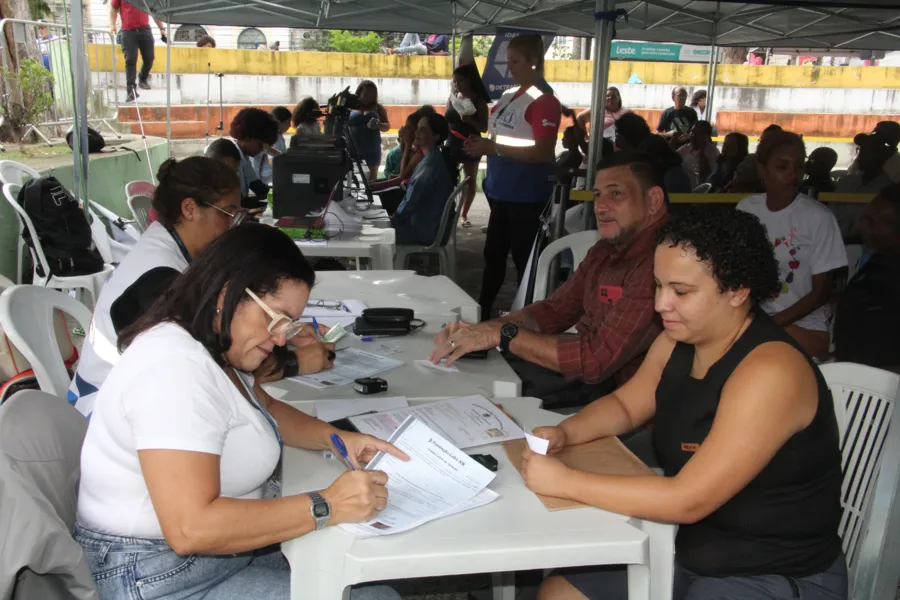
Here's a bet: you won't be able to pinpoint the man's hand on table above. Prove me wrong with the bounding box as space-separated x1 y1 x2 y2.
429 321 502 366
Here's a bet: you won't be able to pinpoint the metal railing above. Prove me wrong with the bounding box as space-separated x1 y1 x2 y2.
0 18 121 146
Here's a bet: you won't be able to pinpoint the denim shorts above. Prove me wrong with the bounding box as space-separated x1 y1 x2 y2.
74 524 401 600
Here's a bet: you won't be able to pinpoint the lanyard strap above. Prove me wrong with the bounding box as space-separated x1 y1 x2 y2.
165 225 192 264
234 370 283 449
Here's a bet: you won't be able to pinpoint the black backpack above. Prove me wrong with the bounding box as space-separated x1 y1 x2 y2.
65 126 106 153
16 177 104 278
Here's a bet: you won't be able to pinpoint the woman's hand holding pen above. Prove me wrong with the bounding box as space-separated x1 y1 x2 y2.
337 432 409 469
322 470 390 524
289 322 331 348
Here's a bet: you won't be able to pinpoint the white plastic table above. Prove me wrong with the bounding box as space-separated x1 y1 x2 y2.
280 401 675 600
294 225 395 270
263 318 521 402
310 270 481 323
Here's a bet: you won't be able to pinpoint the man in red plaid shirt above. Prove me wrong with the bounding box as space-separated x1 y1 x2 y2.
430 151 668 408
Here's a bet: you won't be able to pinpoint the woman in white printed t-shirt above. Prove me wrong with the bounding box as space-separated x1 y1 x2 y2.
737 131 847 358
74 223 406 600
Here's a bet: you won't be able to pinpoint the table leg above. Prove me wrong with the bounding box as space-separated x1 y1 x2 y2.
640 520 676 600
626 564 650 600
491 572 515 600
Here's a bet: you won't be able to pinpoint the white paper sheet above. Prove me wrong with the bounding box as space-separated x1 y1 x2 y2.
525 432 550 455
413 359 459 373
288 348 404 389
295 239 327 246
349 395 525 450
264 386 289 400
339 417 496 537
315 396 409 423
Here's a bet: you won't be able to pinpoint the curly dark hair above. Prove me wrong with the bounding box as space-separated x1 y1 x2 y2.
657 208 781 305
229 107 279 145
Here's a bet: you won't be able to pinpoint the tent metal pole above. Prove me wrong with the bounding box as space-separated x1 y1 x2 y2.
582 0 614 231
452 1 458 69
70 0 89 207
705 2 719 126
166 19 172 158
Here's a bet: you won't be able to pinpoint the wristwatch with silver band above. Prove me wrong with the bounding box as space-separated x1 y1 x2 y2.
308 491 331 530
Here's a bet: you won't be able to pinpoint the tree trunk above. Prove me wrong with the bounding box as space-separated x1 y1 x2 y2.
721 47 749 64
582 38 592 60
572 37 582 61
0 0 41 141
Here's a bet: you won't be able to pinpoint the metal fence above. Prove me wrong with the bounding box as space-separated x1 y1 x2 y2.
0 18 121 145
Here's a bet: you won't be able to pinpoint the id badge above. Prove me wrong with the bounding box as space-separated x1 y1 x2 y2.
264 457 283 499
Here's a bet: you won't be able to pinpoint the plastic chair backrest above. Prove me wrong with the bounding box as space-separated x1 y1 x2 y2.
2 183 53 281
692 182 712 193
0 285 93 399
819 362 900 598
125 180 156 199
531 230 601 303
434 177 469 249
0 160 41 186
845 244 863 281
127 194 153 232
831 169 849 180
87 208 115 264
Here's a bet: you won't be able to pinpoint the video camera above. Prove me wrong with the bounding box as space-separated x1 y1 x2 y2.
323 86 360 138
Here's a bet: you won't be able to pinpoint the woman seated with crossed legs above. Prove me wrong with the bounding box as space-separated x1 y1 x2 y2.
525 208 846 600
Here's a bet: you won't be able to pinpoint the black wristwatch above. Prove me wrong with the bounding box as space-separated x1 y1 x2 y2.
499 323 519 353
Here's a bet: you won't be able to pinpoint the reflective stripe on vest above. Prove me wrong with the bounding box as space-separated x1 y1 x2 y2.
489 85 545 144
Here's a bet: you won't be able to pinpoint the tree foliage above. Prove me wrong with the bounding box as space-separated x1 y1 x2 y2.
329 30 383 53
0 57 54 141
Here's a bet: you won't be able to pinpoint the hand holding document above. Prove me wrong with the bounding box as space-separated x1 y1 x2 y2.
289 348 404 389
340 417 497 537
349 395 525 449
525 432 550 455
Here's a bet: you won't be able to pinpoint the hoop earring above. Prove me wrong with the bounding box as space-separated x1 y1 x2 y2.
531 65 537 70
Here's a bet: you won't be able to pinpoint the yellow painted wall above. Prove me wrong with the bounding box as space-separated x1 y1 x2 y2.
87 44 900 89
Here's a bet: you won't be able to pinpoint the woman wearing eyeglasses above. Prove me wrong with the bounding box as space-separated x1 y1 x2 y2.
75 223 406 600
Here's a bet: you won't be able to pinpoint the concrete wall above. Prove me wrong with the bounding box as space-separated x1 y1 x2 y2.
0 141 169 282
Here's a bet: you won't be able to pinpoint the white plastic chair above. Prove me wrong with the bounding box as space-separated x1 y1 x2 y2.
2 183 113 308
88 200 141 246
845 244 863 282
393 177 469 280
531 230 601 303
692 182 712 193
0 160 40 186
819 362 900 600
0 285 93 399
126 181 156 233
88 207 131 264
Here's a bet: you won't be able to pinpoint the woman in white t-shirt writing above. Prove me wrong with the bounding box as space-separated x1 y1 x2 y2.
75 223 406 600
737 130 847 358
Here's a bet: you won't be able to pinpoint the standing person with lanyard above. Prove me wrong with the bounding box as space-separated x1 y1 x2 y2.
74 224 406 600
466 33 561 319
109 0 167 103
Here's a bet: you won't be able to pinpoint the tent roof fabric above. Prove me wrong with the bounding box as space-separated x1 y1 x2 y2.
144 0 900 50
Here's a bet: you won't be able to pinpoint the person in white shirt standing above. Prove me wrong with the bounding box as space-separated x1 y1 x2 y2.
737 130 847 358
75 223 406 600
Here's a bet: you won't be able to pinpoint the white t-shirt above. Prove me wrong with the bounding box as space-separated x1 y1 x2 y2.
77 323 281 539
737 193 847 332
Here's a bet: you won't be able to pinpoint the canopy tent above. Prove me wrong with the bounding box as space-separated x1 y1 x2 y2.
136 0 900 51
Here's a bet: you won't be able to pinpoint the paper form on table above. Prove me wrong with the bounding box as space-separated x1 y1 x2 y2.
288 348 404 389
315 396 409 423
413 359 459 373
339 416 497 537
349 395 525 450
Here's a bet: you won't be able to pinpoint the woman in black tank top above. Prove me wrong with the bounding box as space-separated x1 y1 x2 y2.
528 208 846 600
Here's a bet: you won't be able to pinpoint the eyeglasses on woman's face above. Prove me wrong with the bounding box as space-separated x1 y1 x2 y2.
202 200 249 227
245 289 304 339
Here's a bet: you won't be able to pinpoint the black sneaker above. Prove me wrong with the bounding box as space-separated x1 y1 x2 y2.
125 89 136 103
138 80 151 90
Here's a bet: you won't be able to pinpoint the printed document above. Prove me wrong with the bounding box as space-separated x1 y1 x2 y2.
315 396 409 423
289 348 404 389
349 395 525 449
340 417 496 537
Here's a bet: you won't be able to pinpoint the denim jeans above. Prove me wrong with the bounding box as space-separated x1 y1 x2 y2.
75 524 402 600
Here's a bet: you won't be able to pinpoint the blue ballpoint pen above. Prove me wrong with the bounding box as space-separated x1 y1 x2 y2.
312 317 323 341
330 433 355 471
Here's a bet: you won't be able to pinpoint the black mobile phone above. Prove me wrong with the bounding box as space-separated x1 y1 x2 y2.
470 453 498 472
460 349 489 359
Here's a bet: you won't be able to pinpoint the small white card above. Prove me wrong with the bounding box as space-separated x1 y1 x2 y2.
414 359 459 373
525 432 550 455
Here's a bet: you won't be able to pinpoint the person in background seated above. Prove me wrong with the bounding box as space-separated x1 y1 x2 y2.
69 158 245 417
75 223 405 600
256 106 292 185
229 107 280 208
391 112 457 245
532 208 845 600
445 62 491 228
556 126 588 186
613 112 652 152
347 80 390 181
677 120 719 189
205 137 242 173
689 89 707 121
737 131 847 358
834 132 894 242
575 87 629 137
383 126 405 179
196 34 216 48
639 135 692 194
371 105 437 214
656 86 697 142
848 120 900 183
387 33 448 55
728 124 783 193
832 183 900 372
430 152 668 414
291 96 323 140
706 132 748 192
803 147 839 194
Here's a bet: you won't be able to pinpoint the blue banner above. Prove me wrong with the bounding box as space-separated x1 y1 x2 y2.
483 27 555 100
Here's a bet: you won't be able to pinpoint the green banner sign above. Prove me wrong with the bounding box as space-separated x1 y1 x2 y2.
612 42 711 63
